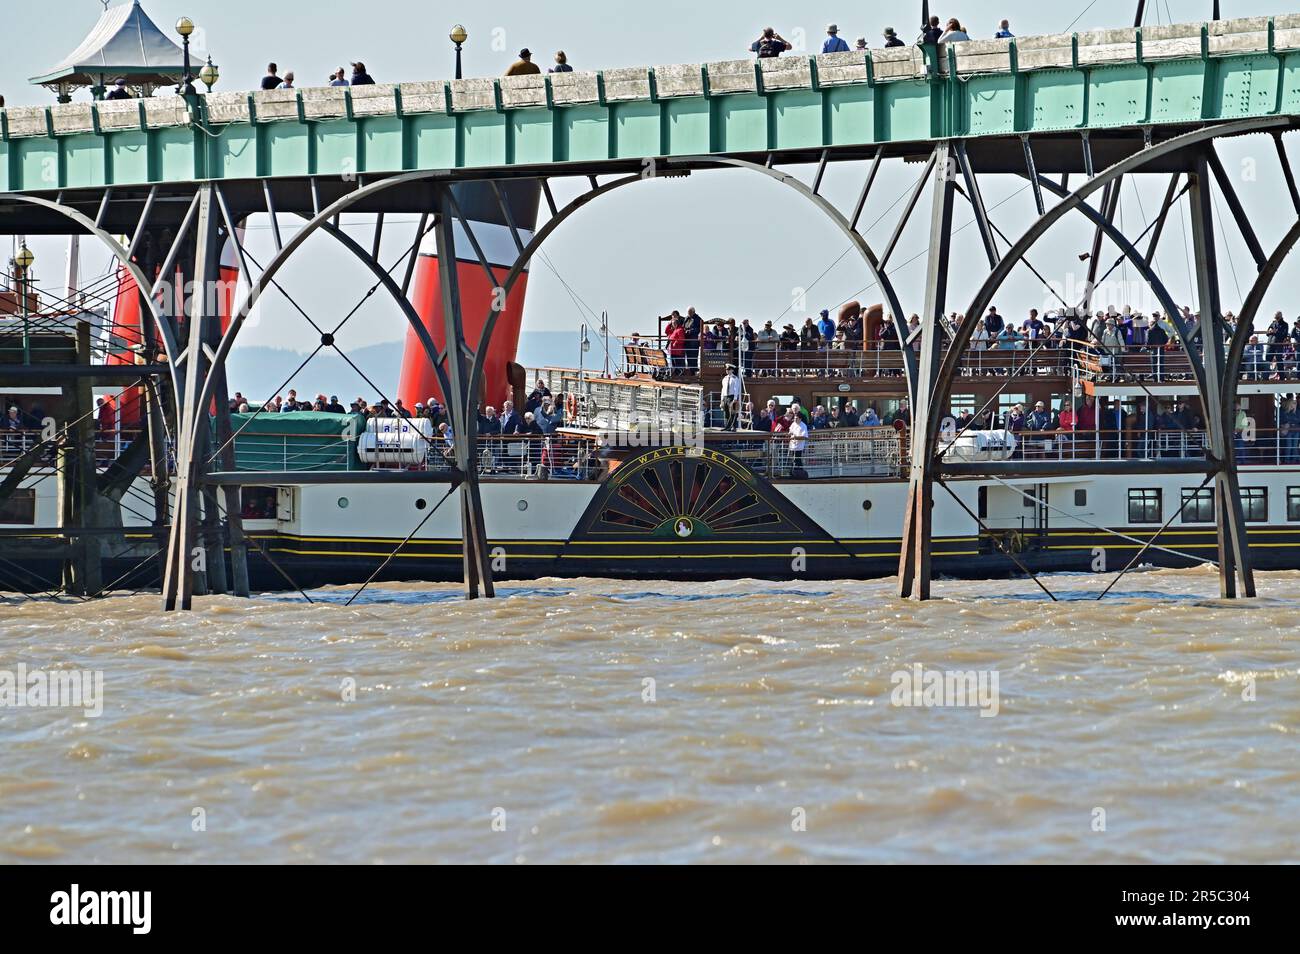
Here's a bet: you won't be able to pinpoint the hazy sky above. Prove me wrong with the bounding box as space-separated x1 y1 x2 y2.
8 0 1300 396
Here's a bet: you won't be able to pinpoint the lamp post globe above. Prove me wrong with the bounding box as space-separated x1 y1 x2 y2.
450 25 468 80
14 244 34 270
199 57 219 91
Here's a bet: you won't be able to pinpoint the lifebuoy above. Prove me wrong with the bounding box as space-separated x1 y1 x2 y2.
565 394 578 421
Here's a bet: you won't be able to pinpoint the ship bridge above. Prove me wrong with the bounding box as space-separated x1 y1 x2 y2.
3 7 1300 607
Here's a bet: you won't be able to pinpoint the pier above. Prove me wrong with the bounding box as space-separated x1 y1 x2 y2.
4 4 1300 605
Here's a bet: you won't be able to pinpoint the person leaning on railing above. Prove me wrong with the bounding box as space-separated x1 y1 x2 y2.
799 317 820 358
754 320 778 375
737 319 755 376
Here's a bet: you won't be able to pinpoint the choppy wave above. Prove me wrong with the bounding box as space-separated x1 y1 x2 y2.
1 567 1297 863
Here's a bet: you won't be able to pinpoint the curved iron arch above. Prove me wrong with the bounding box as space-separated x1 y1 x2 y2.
1224 217 1300 413
207 154 921 431
664 156 918 405
0 192 184 406
201 168 464 420
924 117 1289 455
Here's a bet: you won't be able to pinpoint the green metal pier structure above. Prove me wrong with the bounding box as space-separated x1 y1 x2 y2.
4 10 1300 606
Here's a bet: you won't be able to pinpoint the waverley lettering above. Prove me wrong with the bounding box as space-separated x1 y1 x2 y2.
0 664 103 718
49 885 151 934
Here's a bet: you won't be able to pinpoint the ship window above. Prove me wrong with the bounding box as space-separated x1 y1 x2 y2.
1179 488 1214 523
1241 487 1268 523
1128 488 1161 524
240 486 277 520
1288 487 1300 522
0 487 35 524
1073 489 1087 507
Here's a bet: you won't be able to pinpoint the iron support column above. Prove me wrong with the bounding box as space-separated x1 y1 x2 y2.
899 142 956 600
1187 157 1255 598
163 186 220 610
433 190 495 598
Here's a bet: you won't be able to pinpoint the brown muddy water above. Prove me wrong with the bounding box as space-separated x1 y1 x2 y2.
1 567 1298 864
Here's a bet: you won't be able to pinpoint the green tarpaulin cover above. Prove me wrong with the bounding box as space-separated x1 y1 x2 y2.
215 411 365 472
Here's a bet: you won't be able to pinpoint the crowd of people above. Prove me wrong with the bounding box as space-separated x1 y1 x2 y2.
751 18 1016 57
25 14 1024 107
229 378 570 436
643 302 1300 382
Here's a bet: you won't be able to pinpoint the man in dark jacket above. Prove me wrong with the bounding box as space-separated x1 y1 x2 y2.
983 307 1004 337
684 307 703 372
498 401 523 434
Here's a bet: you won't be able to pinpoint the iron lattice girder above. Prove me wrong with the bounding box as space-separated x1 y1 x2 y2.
0 122 1293 235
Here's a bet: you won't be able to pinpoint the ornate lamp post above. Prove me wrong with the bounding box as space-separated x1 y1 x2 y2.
14 244 35 364
450 24 468 80
176 17 197 95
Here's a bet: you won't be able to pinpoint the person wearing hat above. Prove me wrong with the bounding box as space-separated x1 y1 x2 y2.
779 323 800 353
720 364 743 430
883 27 904 48
549 51 573 73
506 49 541 76
822 24 850 54
350 62 375 85
106 78 131 100
854 37 868 51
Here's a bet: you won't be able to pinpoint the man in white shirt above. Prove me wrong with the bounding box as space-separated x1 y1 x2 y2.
787 410 809 473
720 364 742 430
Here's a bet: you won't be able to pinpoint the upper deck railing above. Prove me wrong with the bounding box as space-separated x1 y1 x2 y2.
620 335 1300 386
3 15 1300 192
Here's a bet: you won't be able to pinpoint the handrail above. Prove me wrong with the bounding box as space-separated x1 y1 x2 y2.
616 334 1300 383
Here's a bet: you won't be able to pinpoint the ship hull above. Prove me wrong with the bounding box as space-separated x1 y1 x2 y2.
7 456 1300 593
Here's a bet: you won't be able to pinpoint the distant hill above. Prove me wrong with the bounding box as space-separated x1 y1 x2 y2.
222 331 598 402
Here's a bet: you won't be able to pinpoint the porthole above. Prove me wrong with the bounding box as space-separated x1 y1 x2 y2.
861 499 872 511
517 499 529 511
415 498 427 510
337 497 349 509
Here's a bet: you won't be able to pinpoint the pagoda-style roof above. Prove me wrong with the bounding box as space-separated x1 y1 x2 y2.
29 1 186 91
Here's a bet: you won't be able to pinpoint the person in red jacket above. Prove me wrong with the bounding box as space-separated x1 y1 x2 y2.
666 318 687 374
